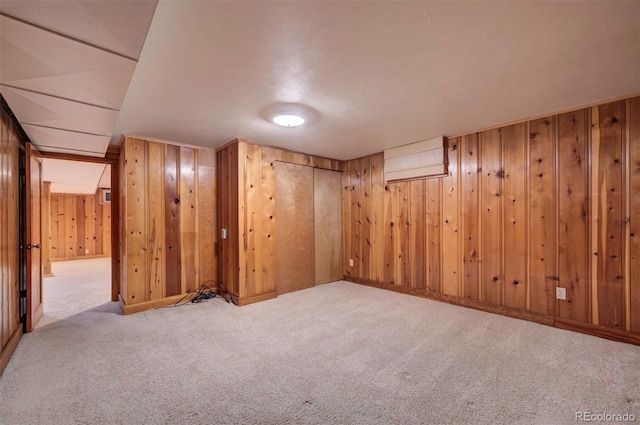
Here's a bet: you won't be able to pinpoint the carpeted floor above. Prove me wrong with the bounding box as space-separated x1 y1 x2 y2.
0 258 638 424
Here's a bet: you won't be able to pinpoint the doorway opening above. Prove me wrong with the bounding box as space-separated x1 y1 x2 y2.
38 161 114 326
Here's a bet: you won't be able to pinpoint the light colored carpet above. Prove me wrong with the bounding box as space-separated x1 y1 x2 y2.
0 258 638 424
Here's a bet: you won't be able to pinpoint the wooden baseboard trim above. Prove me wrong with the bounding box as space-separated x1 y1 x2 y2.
555 317 640 346
346 276 640 346
344 276 555 326
237 290 277 306
52 254 110 262
0 327 23 377
119 293 192 315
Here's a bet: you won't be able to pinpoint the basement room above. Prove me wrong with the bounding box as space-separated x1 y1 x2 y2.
0 1 639 424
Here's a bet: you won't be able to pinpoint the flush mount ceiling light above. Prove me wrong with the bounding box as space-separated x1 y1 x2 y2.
273 114 304 127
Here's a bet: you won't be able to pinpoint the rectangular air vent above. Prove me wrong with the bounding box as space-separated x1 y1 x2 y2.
384 136 446 181
101 188 111 204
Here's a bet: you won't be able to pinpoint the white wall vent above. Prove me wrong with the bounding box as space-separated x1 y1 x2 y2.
384 136 446 181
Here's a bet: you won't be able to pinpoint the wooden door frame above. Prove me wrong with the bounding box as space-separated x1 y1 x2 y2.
39 147 121 302
25 143 44 331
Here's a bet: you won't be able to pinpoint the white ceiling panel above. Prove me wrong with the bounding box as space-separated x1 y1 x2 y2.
43 158 107 194
0 15 137 109
23 124 110 157
98 164 111 189
0 0 158 59
1 86 119 136
114 1 640 160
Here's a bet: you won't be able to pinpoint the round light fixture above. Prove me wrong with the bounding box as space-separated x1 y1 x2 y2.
273 114 304 127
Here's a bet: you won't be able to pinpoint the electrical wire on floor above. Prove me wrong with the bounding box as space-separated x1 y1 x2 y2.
157 280 236 309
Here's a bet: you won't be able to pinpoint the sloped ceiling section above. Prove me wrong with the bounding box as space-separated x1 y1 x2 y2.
43 159 108 194
0 1 157 157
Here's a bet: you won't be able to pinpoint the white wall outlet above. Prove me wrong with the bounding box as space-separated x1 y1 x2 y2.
556 287 567 300
85 249 89 254
349 259 354 267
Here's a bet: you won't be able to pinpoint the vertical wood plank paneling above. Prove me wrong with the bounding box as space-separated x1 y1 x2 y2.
529 117 557 315
119 147 127 300
409 180 426 290
94 193 104 256
396 181 410 287
103 196 111 257
441 138 460 296
216 147 228 294
503 123 528 310
227 144 240 297
84 193 96 256
64 195 75 258
244 143 262 296
481 129 503 305
197 149 217 287
0 112 22 356
119 137 219 308
558 109 589 322
8 121 19 338
629 97 640 333
48 192 110 260
351 160 362 278
179 147 197 293
360 157 372 281
75 196 86 256
342 160 352 277
370 154 385 282
261 149 277 293
1 113 7 347
461 134 480 300
383 182 397 285
42 181 52 275
426 178 442 292
51 194 60 259
334 95 640 343
164 144 181 297
236 142 247 298
125 138 148 303
147 141 166 300
594 102 625 328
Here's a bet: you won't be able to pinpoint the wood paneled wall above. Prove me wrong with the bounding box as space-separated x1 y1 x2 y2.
42 181 52 276
0 110 22 375
217 139 341 305
119 136 217 313
343 96 640 343
49 190 111 261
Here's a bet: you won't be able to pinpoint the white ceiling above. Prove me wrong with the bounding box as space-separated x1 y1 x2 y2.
113 1 640 160
0 0 157 157
2 1 639 162
43 159 109 194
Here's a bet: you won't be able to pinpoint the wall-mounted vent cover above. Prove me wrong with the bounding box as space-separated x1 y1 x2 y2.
384 136 446 181
101 189 111 204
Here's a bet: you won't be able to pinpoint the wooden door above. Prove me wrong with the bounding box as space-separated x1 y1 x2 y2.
314 168 342 285
275 162 314 295
25 143 43 331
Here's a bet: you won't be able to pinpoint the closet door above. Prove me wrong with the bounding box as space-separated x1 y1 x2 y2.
314 168 342 285
275 162 314 294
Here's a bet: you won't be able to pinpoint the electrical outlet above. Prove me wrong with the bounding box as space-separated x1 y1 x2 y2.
556 287 567 300
349 259 354 267
85 249 89 254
